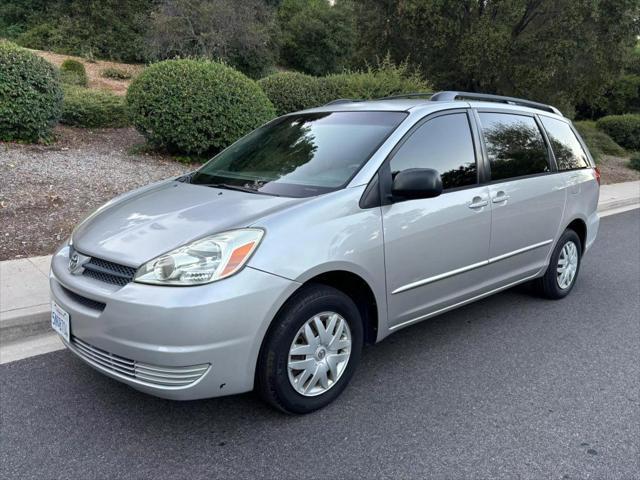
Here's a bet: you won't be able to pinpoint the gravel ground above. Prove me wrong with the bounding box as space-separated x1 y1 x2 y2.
0 127 192 260
598 154 640 184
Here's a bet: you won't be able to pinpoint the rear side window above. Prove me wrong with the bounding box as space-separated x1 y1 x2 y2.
390 113 477 190
540 117 590 170
478 112 550 181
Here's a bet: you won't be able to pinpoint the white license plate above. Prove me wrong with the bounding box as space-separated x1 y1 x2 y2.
51 301 70 343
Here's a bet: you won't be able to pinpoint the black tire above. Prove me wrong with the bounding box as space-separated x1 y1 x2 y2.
536 229 582 299
256 284 363 414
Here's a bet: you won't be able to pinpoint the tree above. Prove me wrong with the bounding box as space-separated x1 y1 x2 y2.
278 0 356 76
352 0 640 115
146 0 278 78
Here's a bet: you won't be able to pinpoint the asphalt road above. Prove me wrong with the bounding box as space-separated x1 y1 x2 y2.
1 210 639 479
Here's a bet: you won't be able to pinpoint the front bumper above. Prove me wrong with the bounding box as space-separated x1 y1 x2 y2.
50 246 299 400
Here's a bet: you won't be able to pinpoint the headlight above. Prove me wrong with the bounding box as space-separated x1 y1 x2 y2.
134 229 264 286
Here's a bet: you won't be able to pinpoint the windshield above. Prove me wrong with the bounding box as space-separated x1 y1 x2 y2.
191 111 407 197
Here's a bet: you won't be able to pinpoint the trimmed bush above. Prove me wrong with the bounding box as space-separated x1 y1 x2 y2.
60 59 87 86
258 72 334 115
629 153 640 172
127 59 276 155
61 86 129 128
323 57 431 100
0 40 63 142
596 114 640 151
574 120 626 163
101 67 132 80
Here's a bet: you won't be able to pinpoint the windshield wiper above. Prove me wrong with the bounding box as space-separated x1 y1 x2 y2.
205 183 262 194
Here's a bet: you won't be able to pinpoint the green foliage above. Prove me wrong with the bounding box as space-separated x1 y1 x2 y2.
101 67 132 80
278 0 356 76
628 152 640 171
146 0 278 79
60 59 88 86
258 72 334 115
324 56 431 99
127 59 276 155
61 86 129 128
0 40 63 142
258 58 430 115
596 114 640 151
574 121 625 163
352 0 639 114
2 0 152 63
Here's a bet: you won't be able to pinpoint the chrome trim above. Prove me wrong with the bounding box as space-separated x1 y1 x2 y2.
392 260 489 294
391 239 553 295
390 272 540 331
64 336 211 390
488 239 553 263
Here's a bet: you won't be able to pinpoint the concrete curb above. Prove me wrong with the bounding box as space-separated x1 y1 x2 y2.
1 181 638 347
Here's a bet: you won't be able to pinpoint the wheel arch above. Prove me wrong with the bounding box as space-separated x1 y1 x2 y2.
565 217 587 253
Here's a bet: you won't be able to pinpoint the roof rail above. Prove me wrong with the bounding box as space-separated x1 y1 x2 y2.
377 92 434 100
430 91 562 116
324 98 361 106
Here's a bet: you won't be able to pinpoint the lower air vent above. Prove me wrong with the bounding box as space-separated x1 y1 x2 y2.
61 286 106 311
70 336 210 388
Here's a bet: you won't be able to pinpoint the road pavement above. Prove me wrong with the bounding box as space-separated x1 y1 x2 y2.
1 210 638 479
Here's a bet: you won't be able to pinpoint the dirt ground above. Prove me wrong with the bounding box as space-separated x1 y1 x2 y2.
29 49 144 95
597 154 640 184
0 127 193 260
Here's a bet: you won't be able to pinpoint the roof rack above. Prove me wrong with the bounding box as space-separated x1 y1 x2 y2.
430 91 562 116
324 98 361 106
377 92 434 100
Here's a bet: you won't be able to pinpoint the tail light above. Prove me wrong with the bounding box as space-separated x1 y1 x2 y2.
594 166 601 185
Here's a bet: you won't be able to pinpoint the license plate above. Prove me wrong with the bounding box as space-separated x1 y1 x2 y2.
51 301 70 342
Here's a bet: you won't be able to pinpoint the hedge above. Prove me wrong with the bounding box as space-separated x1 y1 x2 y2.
629 152 640 172
258 71 334 115
258 58 431 116
574 121 625 163
61 86 129 128
127 59 276 155
596 114 640 151
60 59 87 86
0 40 63 142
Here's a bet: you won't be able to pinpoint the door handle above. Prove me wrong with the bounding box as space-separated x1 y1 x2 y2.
468 197 488 209
492 191 510 203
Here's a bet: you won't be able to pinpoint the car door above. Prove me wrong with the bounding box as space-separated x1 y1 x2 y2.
475 110 566 286
381 110 493 330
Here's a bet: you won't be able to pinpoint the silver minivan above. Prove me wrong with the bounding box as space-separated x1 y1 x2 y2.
50 92 600 413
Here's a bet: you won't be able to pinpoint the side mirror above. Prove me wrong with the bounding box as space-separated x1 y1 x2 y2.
392 168 443 200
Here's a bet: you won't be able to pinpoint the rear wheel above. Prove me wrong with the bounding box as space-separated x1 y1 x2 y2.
536 229 582 299
256 284 363 414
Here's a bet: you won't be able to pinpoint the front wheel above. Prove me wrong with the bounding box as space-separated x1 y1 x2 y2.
256 284 363 414
536 229 582 299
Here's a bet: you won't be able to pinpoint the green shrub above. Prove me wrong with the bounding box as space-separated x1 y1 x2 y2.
127 59 276 155
61 86 129 128
629 152 640 171
596 114 640 151
60 59 87 86
101 67 132 80
258 72 334 115
0 40 63 142
574 120 626 163
323 56 431 100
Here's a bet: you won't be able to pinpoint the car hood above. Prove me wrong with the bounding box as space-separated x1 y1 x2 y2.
72 180 304 266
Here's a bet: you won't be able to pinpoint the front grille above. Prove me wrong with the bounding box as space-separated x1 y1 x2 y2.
61 286 106 311
82 256 137 286
71 336 210 388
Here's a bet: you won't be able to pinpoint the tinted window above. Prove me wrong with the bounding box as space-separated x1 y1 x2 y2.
191 111 407 198
479 113 550 181
540 117 590 170
390 113 477 190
